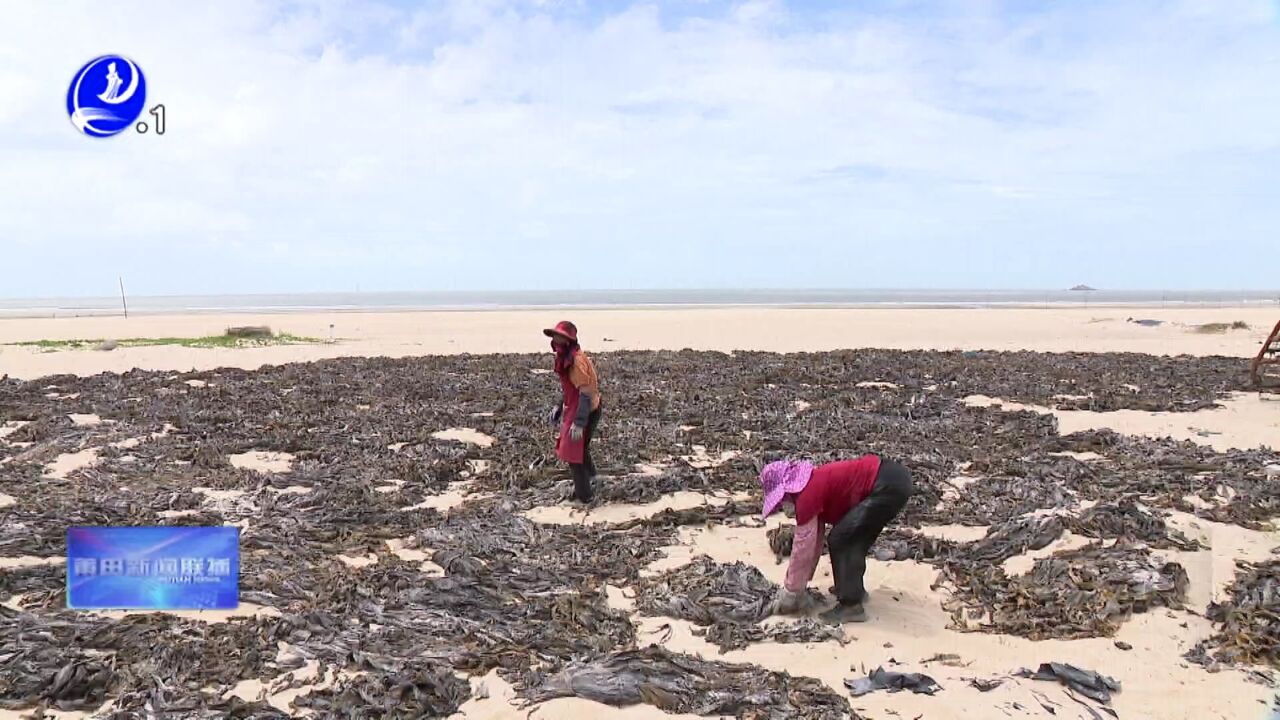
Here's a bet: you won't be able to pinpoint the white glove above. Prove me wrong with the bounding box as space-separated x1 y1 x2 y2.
770 588 806 615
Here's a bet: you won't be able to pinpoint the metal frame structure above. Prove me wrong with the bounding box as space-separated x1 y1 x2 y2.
1250 319 1280 388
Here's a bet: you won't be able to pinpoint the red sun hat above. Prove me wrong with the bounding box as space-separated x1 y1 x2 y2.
543 320 579 343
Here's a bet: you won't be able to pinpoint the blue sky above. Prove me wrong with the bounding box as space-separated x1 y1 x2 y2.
1 0 1278 297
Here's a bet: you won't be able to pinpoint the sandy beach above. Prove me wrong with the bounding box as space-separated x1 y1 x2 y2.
0 306 1277 381
1 306 1278 720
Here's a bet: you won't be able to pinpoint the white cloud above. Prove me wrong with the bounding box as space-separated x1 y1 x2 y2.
0 0 1277 296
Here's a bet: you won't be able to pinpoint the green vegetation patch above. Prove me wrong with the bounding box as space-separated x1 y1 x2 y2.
1191 321 1250 334
9 331 321 352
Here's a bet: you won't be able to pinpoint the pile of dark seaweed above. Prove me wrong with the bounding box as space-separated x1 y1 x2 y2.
1186 560 1280 672
1 348 1277 718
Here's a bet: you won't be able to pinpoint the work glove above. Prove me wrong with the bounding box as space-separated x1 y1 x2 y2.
769 587 809 616
547 405 563 426
570 423 584 442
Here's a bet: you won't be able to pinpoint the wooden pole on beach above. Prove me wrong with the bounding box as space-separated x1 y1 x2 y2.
119 277 129 319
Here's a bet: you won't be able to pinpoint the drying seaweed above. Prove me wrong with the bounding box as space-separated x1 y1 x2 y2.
518 645 855 719
937 541 1189 640
291 659 471 718
1068 498 1202 550
634 556 835 653
1187 560 1280 668
871 527 957 562
698 617 846 653
0 349 1274 714
963 516 1067 564
610 500 759 531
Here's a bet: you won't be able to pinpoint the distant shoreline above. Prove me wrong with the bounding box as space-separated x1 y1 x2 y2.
3 300 1280 320
1 289 1277 319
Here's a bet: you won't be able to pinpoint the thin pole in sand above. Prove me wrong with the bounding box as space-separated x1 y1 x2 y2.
118 277 129 319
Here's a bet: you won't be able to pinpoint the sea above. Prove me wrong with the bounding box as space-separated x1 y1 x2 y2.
1 289 1278 318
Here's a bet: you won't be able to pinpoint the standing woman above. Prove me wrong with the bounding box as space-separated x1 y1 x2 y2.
544 321 603 503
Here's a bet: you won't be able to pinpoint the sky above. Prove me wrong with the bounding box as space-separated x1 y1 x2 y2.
1 0 1278 297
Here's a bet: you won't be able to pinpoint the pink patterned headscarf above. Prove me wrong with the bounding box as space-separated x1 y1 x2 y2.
759 460 815 519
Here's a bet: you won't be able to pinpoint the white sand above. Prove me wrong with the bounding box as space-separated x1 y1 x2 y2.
683 445 740 469
1048 450 1104 462
1001 531 1093 575
1 306 1277 719
0 307 1276 380
88 602 280 623
193 487 247 502
525 491 753 526
266 485 312 495
386 537 446 576
916 524 991 543
400 481 491 513
229 450 295 473
43 447 100 479
432 427 497 447
0 421 29 438
335 553 378 568
0 555 65 570
967 392 1279 452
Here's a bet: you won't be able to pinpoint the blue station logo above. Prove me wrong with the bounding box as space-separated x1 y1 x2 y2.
66 55 147 137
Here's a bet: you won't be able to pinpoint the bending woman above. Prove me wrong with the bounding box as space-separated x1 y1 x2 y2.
759 454 912 624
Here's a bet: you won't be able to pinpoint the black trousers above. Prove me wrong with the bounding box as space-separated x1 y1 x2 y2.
569 407 603 501
827 458 912 606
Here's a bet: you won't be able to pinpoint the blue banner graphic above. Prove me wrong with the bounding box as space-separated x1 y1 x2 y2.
66 526 239 610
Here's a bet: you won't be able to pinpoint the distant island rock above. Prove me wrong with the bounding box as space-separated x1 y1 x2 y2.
1069 284 1097 291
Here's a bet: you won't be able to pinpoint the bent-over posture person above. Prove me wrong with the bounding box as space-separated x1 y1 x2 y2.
544 321 603 503
759 454 913 623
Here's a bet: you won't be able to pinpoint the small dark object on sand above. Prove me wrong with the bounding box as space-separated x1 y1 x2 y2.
1114 640 1133 651
767 524 830 564
844 667 941 697
768 524 794 561
1016 662 1121 704
1127 318 1163 327
225 326 273 338
969 677 1003 692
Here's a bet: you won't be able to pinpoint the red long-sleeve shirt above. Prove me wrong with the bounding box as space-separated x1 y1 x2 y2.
784 455 881 592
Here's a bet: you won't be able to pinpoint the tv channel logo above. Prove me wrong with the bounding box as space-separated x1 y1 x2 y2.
67 526 240 610
66 55 148 137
